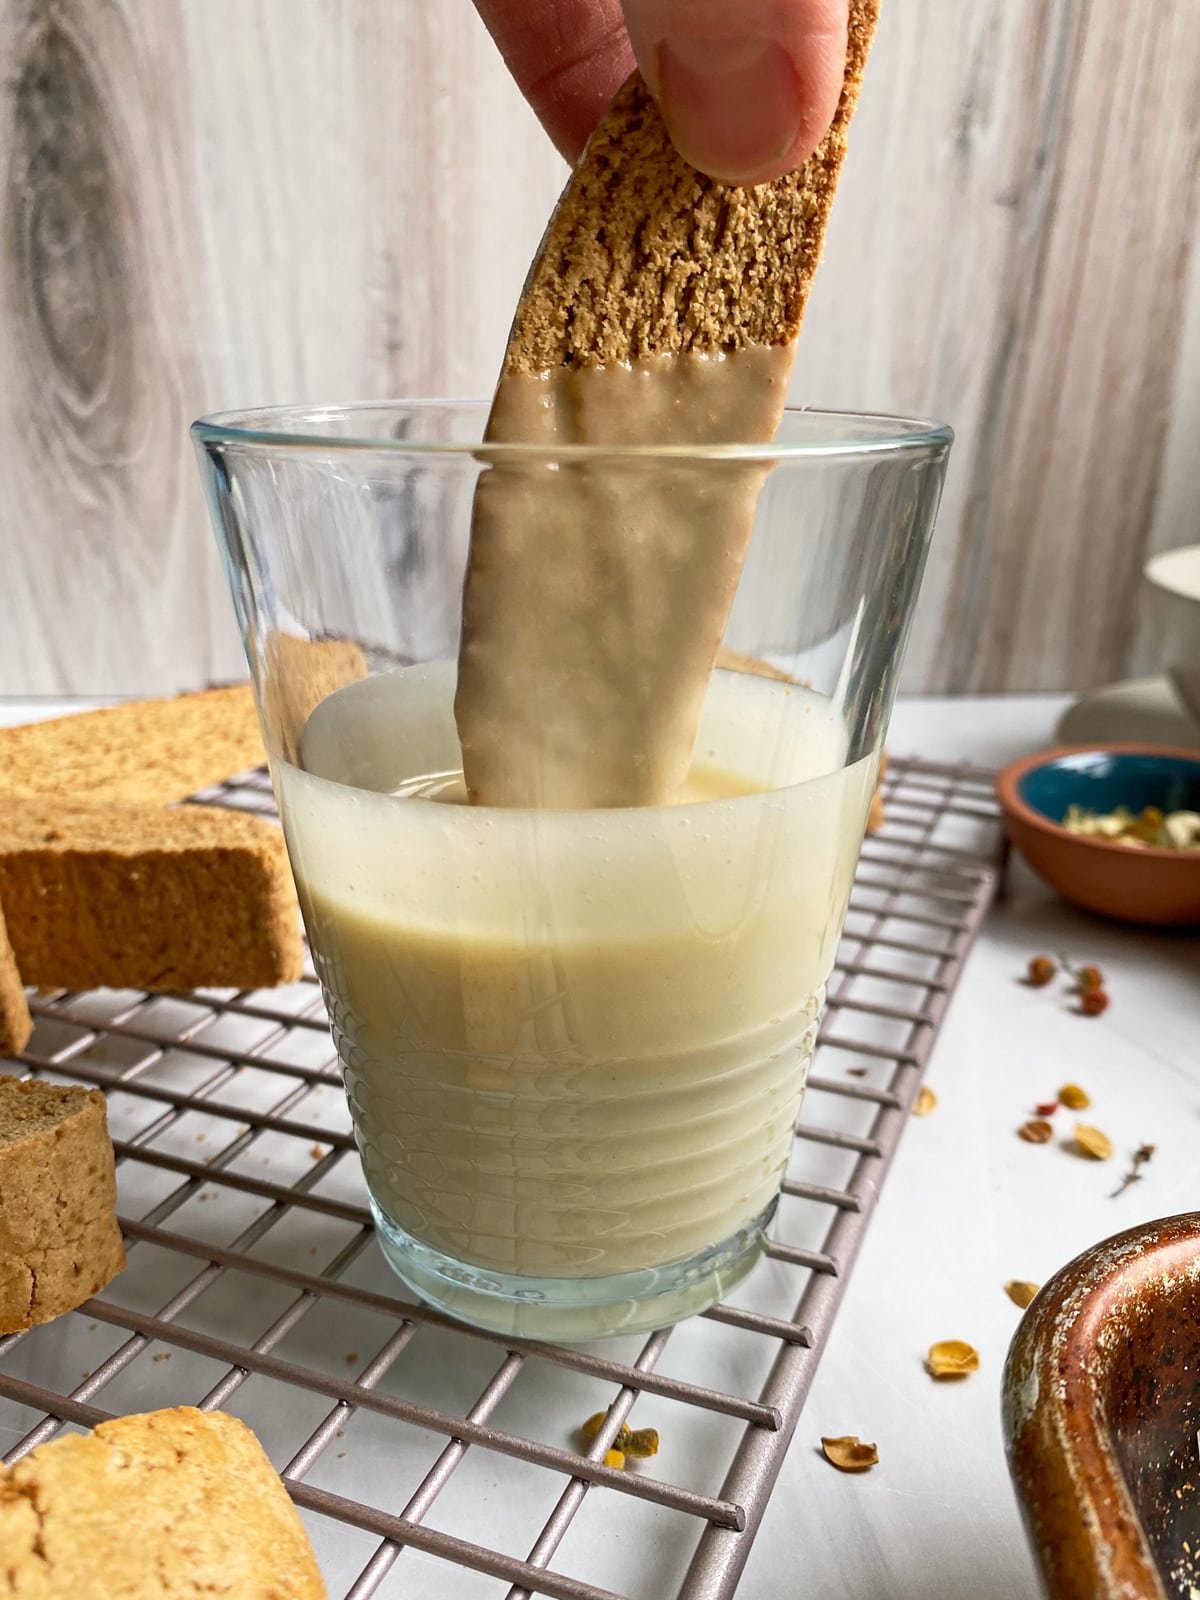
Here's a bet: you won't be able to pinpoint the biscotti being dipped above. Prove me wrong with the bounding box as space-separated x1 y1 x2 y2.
0 1076 124 1333
0 798 302 992
0 1406 327 1597
456 2 881 808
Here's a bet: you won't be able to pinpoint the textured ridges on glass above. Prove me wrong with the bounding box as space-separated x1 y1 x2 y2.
0 757 1000 1600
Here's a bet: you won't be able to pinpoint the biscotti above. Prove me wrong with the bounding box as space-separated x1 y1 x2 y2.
0 799 302 991
0 685 266 805
0 896 32 1057
0 1076 124 1332
0 1406 327 1597
502 1 881 374
263 632 369 764
457 3 881 806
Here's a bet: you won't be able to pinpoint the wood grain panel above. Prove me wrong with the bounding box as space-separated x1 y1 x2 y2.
798 0 1200 692
0 0 1197 696
0 0 212 692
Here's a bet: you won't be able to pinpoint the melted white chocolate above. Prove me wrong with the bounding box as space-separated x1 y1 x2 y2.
282 664 874 1282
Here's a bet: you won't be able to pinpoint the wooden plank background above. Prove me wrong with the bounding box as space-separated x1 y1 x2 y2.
1 0 1198 696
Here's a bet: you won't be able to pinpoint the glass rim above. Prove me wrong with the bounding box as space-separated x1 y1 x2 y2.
191 398 953 462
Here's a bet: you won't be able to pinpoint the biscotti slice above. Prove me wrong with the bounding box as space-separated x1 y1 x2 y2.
0 684 266 804
0 799 303 992
456 2 880 807
0 1406 327 1598
0 1076 124 1332
0 896 32 1057
263 632 369 764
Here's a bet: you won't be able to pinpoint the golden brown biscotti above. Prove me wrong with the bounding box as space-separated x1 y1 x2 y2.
0 685 266 805
262 632 369 764
0 896 32 1057
0 1406 327 1597
0 1076 124 1332
0 799 303 992
504 0 881 374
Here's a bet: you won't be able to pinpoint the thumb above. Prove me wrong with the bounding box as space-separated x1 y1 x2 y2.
620 0 849 184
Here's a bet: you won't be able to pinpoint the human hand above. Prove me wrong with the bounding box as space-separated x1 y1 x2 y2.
473 0 849 185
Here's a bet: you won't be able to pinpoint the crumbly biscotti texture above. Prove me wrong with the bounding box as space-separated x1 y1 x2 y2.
0 897 32 1057
504 0 880 374
0 1076 124 1332
0 1406 327 1598
0 685 266 805
0 799 303 991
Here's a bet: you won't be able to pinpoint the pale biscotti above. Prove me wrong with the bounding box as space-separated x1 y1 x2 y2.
0 1076 124 1332
0 799 302 992
0 685 266 805
0 897 32 1057
0 1406 327 1598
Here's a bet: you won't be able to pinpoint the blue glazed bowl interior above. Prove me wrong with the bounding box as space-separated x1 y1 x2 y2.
1020 752 1200 830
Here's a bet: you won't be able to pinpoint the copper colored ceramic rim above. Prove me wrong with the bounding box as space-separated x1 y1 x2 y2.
1003 1212 1200 1600
995 742 1200 863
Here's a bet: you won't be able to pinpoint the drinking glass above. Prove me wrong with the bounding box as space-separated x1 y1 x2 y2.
193 402 951 1339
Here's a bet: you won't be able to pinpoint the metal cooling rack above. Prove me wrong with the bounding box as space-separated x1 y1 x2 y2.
0 755 1002 1600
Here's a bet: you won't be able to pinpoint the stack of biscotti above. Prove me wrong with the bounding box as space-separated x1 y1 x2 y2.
0 1406 327 1597
0 1075 125 1331
0 689 302 1038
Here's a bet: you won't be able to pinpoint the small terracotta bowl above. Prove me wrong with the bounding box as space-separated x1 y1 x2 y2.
1003 1213 1200 1600
995 744 1200 925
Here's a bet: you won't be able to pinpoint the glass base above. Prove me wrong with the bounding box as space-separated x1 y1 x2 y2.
370 1197 777 1342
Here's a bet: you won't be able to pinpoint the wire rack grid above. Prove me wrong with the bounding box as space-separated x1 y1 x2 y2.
0 754 1002 1600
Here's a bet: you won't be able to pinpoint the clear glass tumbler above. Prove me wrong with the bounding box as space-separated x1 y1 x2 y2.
193 402 951 1340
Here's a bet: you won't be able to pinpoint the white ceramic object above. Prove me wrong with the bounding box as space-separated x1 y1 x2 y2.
1055 675 1200 747
1145 544 1200 722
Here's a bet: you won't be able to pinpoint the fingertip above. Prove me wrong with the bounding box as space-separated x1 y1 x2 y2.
625 0 850 185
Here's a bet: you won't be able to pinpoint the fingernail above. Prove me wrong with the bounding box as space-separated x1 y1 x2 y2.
656 36 802 184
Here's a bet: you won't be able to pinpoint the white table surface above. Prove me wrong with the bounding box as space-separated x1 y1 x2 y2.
3 693 1198 1599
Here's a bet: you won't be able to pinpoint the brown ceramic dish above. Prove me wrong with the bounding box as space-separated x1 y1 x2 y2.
1003 1213 1200 1600
995 744 1200 925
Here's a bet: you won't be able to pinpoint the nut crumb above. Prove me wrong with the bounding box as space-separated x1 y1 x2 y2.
1004 1281 1040 1309
1018 1119 1054 1145
821 1435 879 1473
912 1086 937 1117
1073 1124 1114 1161
927 1340 979 1380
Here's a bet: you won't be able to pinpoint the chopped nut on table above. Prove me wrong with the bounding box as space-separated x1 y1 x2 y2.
1004 1281 1040 1309
821 1435 879 1473
1073 1124 1114 1161
927 1340 980 1380
1018 1119 1055 1145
